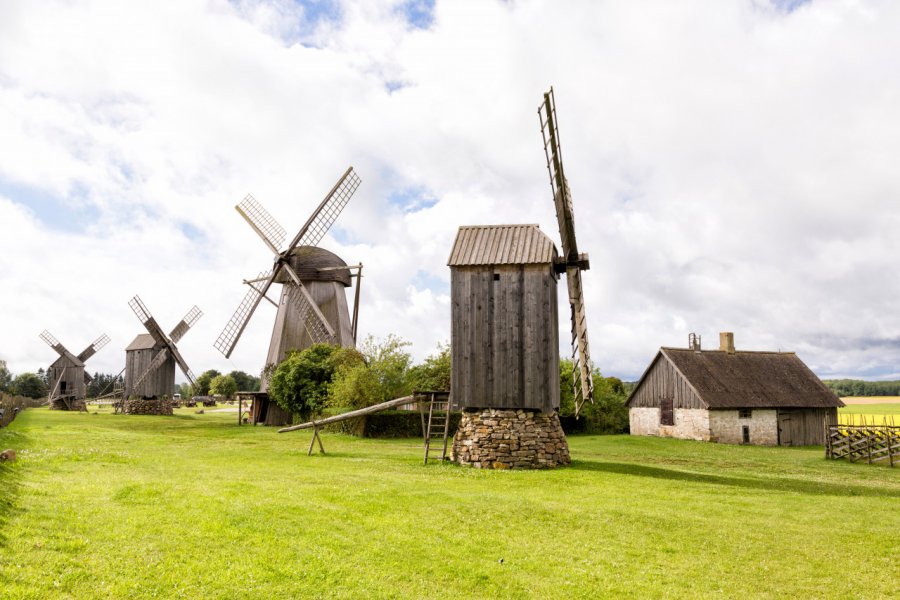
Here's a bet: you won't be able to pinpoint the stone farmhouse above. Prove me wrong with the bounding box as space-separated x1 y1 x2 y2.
626 333 843 446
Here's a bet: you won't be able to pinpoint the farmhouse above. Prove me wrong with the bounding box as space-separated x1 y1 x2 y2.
626 333 843 446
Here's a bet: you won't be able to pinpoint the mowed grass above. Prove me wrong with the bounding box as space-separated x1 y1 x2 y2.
839 400 900 425
1 409 898 599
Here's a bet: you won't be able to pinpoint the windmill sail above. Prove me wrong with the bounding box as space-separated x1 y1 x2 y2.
77 333 110 362
539 87 594 416
170 306 203 344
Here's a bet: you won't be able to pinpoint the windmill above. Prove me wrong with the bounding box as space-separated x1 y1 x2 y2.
123 295 202 414
39 330 110 411
538 86 595 417
214 167 362 425
448 87 593 469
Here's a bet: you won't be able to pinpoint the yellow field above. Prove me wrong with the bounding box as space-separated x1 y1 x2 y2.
838 399 900 426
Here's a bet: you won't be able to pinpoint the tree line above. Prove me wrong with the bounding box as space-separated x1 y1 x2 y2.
822 379 900 398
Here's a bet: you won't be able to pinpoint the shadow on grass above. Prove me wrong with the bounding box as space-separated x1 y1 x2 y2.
570 460 899 498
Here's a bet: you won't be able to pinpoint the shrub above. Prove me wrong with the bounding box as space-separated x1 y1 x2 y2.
329 335 413 410
269 344 364 419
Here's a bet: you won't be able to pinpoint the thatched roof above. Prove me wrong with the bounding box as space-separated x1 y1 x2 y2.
448 224 557 266
630 348 843 409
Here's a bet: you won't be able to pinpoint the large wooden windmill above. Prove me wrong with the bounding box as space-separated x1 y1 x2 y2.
39 330 110 411
124 295 202 414
215 167 362 425
449 88 594 469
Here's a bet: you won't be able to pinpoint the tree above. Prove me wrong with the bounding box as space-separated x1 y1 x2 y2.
329 335 413 410
558 360 628 433
86 372 123 398
177 382 192 398
209 374 238 400
268 344 364 419
193 370 220 396
228 370 260 392
12 372 48 399
0 363 12 393
407 342 451 391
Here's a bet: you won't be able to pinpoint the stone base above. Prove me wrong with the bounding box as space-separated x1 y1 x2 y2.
451 408 570 469
124 398 173 415
49 398 86 411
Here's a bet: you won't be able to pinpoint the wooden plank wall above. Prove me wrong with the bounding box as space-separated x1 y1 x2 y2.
49 358 86 398
125 348 176 398
777 408 835 446
628 355 704 409
451 264 559 413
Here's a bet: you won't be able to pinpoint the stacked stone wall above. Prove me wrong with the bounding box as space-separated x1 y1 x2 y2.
629 407 659 435
49 398 86 411
709 409 777 445
451 408 570 469
124 398 173 416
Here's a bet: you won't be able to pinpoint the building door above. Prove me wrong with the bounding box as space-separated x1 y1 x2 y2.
777 411 793 446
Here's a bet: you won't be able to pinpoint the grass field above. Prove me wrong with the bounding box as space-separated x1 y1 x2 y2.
1 408 898 599
839 400 900 426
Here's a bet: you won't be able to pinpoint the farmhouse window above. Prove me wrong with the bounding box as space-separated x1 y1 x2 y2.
739 409 752 419
742 426 750 444
660 398 674 426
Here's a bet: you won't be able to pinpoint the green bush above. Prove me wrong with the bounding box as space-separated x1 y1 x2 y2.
558 360 629 434
269 344 364 419
329 335 413 410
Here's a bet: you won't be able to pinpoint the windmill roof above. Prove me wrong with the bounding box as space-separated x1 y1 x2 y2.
126 333 158 351
448 224 557 266
627 347 844 409
51 354 84 368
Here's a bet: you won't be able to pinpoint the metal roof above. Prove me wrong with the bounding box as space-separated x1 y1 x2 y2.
447 225 557 266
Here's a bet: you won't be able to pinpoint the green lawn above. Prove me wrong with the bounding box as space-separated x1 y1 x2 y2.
1 408 898 599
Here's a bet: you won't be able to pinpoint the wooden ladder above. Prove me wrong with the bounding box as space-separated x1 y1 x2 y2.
422 392 451 465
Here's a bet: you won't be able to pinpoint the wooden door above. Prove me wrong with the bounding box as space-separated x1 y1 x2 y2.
777 411 793 446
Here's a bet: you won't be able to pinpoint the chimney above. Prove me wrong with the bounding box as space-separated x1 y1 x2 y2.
688 333 701 351
719 332 735 354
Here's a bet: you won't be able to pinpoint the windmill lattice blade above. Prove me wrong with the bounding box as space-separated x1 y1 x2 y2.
131 348 170 392
214 271 274 358
288 167 360 251
237 194 287 253
170 306 203 343
39 329 79 362
83 371 93 385
286 284 337 345
567 267 594 417
77 333 110 362
167 344 197 388
539 88 579 260
128 295 167 344
281 262 336 339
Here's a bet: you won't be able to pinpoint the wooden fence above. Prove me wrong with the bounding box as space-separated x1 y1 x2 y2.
825 420 900 467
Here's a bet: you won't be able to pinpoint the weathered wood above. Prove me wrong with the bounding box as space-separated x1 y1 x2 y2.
278 395 415 433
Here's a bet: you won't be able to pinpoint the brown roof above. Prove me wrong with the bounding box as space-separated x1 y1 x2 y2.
448 224 557 266
126 333 158 352
631 347 843 409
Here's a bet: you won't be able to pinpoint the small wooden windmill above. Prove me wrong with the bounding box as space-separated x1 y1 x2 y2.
449 88 594 469
39 330 110 411
124 295 202 414
215 167 362 425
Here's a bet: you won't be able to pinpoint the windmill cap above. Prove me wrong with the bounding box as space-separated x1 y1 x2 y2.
274 246 352 286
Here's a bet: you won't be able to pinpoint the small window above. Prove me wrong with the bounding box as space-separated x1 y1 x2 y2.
493 273 500 281
742 425 750 444
739 409 752 419
660 398 674 426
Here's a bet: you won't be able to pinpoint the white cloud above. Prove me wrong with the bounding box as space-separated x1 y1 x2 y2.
1 0 899 384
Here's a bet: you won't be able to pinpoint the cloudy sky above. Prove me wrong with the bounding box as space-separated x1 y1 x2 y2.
1 0 898 384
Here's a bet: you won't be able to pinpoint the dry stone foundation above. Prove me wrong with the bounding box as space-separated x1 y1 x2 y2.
124 398 173 416
451 408 570 469
49 398 86 411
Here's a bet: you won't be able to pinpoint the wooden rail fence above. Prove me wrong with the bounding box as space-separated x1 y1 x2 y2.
826 420 900 467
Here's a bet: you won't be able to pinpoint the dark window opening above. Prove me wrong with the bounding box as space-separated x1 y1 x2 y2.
493 273 500 281
60 381 67 392
660 398 674 426
742 425 750 444
739 409 752 419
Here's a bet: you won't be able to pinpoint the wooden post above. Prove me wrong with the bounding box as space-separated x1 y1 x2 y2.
307 417 325 456
238 396 242 426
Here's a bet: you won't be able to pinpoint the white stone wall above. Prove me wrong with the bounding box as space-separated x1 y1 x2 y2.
709 409 778 445
629 407 660 436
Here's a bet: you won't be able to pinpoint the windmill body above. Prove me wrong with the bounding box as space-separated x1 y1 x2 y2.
449 88 593 469
40 330 110 411
124 334 177 398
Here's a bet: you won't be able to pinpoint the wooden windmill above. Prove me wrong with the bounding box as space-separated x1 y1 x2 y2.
214 167 362 425
448 88 593 469
39 330 110 411
124 295 202 413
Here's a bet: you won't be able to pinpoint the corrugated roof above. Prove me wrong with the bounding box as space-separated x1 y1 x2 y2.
126 333 158 352
447 224 557 266
629 348 843 409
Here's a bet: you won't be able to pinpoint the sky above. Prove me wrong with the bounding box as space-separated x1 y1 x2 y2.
1 0 899 384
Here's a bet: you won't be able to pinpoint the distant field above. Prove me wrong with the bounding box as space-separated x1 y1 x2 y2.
1 408 898 599
840 396 900 405
838 401 900 426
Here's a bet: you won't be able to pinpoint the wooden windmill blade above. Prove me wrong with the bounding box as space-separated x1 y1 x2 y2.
77 333 111 362
539 87 595 415
166 343 197 387
288 167 361 251
39 330 81 365
280 262 336 340
170 306 203 344
128 295 168 345
214 270 276 358
131 347 170 391
236 194 288 254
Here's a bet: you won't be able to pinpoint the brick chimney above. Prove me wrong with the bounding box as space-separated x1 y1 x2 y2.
719 332 735 354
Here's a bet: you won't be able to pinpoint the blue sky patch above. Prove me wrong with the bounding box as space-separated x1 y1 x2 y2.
387 186 438 212
0 178 100 234
412 269 449 295
771 0 811 13
399 0 435 29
